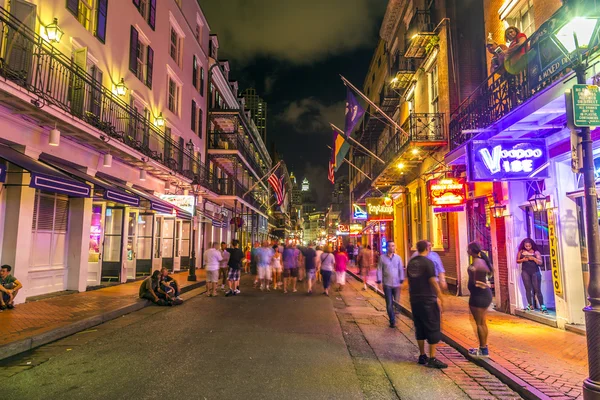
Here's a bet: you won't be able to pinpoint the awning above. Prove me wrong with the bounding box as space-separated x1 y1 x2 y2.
0 145 91 197
45 161 140 207
98 174 192 220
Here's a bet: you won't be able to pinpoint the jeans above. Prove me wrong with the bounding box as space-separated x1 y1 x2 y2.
522 270 544 308
383 285 400 325
321 270 333 289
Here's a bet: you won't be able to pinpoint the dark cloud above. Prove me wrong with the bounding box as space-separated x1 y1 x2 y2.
278 98 344 133
201 0 387 64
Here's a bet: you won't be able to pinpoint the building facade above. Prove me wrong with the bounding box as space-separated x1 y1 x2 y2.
240 88 267 143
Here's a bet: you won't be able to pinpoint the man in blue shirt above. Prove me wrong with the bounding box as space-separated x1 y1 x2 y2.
298 243 317 294
411 241 447 291
376 242 405 328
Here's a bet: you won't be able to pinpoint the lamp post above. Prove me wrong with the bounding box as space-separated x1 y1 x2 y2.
188 176 200 282
555 11 600 399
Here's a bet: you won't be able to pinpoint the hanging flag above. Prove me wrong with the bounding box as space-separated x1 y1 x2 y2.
268 170 285 205
328 160 335 184
333 128 350 172
345 87 365 137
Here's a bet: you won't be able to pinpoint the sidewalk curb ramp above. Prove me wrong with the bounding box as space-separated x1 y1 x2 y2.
347 270 552 400
0 280 206 361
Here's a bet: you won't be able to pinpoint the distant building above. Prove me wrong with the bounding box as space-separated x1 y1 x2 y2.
240 88 267 142
303 211 326 244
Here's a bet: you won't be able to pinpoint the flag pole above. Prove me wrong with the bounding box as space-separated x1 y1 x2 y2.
243 160 282 197
340 75 409 139
331 123 385 165
327 145 372 180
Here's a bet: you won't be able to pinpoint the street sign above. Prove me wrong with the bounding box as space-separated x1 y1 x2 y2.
572 84 600 127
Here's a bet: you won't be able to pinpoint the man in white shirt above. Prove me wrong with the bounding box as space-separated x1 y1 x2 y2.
219 242 230 290
204 242 223 297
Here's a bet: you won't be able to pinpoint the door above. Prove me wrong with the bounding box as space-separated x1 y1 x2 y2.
180 220 191 269
174 220 182 271
87 203 105 285
101 207 125 282
5 0 35 83
125 210 138 280
70 47 87 117
153 215 163 271
136 213 154 277
161 217 175 271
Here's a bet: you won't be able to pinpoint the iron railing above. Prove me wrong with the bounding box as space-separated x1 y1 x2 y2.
208 132 267 177
0 6 219 190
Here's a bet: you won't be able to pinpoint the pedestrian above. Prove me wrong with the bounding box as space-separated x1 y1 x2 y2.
0 265 22 310
334 247 349 291
516 238 547 313
256 241 275 291
357 245 374 291
139 270 172 306
204 242 223 297
299 243 317 294
219 242 230 291
407 241 447 369
243 244 252 274
319 245 335 296
160 267 182 300
282 243 301 293
271 245 283 289
225 240 244 296
315 245 323 283
467 242 493 357
376 241 404 328
353 243 360 268
251 241 260 287
411 241 448 291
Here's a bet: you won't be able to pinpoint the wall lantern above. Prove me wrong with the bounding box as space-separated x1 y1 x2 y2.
155 113 165 127
45 18 64 43
490 203 506 218
115 78 127 96
528 191 550 213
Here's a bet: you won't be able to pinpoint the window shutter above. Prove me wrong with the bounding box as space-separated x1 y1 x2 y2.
67 0 79 17
191 100 197 133
54 197 69 232
37 193 57 231
95 0 108 43
198 108 203 138
129 26 139 73
148 0 157 30
192 55 198 89
146 46 154 88
178 137 184 170
200 67 204 95
133 0 141 9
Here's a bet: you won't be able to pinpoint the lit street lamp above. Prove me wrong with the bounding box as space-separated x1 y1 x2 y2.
188 176 200 282
554 9 600 399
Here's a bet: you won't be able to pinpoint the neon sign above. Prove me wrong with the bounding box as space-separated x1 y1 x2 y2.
336 224 350 236
428 178 466 206
468 140 549 181
353 204 367 220
366 197 394 221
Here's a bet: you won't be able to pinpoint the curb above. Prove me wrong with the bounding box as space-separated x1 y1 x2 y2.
0 280 206 361
347 270 551 400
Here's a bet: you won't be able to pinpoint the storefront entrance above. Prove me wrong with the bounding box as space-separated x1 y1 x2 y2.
135 213 154 277
101 206 124 282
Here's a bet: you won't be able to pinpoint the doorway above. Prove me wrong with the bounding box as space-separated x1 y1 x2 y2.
161 217 175 271
136 213 154 277
101 207 124 282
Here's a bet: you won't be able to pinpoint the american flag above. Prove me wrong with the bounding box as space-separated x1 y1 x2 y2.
268 171 285 206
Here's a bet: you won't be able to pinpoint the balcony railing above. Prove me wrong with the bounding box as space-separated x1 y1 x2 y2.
0 7 218 191
208 132 267 177
405 9 436 59
216 177 267 213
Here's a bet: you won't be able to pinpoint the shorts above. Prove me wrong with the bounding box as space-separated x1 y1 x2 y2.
360 265 371 276
469 289 493 309
206 270 219 283
336 271 346 285
411 300 442 344
258 265 272 280
306 269 316 280
227 268 241 281
283 267 298 278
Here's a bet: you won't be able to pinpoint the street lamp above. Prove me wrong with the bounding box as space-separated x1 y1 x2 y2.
188 176 201 282
527 192 550 213
554 11 600 399
44 18 63 43
115 78 127 96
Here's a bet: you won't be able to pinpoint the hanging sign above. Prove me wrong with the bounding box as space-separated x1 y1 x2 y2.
336 224 350 236
349 223 363 236
353 204 368 220
428 178 467 206
468 140 549 181
366 197 394 221
159 194 195 215
547 208 564 298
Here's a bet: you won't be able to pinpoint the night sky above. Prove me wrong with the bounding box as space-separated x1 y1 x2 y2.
201 0 388 206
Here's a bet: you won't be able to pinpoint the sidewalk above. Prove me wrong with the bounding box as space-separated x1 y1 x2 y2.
351 266 587 400
0 270 206 361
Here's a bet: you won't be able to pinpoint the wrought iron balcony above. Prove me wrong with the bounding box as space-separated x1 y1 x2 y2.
390 54 417 91
216 176 268 213
208 132 267 178
404 10 436 59
0 7 216 191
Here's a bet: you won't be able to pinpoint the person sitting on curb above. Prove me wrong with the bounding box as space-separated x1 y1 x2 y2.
0 265 22 310
139 270 173 306
160 268 182 300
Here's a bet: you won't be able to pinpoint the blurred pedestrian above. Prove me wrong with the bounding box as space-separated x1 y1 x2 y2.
334 247 349 291
256 241 275 291
282 243 301 293
357 245 374 291
243 245 251 274
251 241 260 287
315 245 323 283
376 241 404 328
299 243 317 294
219 242 230 291
411 241 447 291
225 240 244 296
467 242 493 357
319 245 335 296
272 245 283 289
204 242 223 297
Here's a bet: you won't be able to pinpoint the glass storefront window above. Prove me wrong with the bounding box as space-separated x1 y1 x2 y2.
89 204 103 263
162 218 175 258
138 214 153 260
103 208 123 262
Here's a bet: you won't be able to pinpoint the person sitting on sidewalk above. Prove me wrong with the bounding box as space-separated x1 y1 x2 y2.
376 242 404 328
407 241 447 369
139 270 172 306
160 268 181 300
204 242 223 297
0 265 22 310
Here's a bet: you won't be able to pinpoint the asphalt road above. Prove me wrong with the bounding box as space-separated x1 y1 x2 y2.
1 275 519 400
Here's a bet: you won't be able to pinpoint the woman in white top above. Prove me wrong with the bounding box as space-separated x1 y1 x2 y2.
319 245 336 296
271 245 283 289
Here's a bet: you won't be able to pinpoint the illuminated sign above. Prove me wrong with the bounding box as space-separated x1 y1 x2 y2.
468 140 548 181
366 197 394 221
547 208 563 298
428 178 467 207
353 204 367 220
159 195 195 215
336 224 350 236
349 223 363 236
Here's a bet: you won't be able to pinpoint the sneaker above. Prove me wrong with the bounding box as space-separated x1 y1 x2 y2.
260 286 264 291
221 284 225 290
292 288 297 293
266 287 271 292
524 305 533 311
235 289 241 294
207 293 213 297
468 347 489 357
225 290 233 297
389 323 396 328
0 304 6 311
418 354 430 365
541 305 549 314
426 357 448 369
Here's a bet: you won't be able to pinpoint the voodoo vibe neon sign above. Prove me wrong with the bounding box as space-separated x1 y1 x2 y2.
468 140 549 181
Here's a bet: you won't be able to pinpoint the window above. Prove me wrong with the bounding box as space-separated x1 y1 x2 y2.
192 55 198 89
191 99 197 133
199 67 205 95
30 191 69 270
136 41 146 82
198 108 203 139
129 26 154 88
168 77 180 115
429 64 439 114
170 27 182 66
67 0 107 42
133 0 156 30
505 0 535 38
